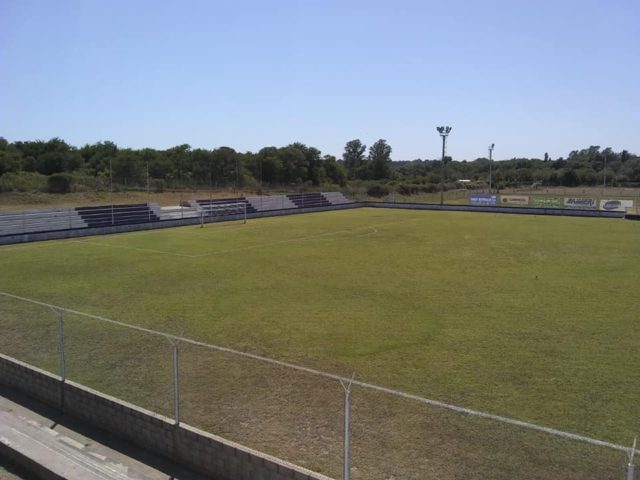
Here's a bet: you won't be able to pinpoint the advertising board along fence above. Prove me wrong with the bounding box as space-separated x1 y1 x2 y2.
600 199 635 212
469 194 498 206
500 195 529 206
565 197 598 209
530 196 563 208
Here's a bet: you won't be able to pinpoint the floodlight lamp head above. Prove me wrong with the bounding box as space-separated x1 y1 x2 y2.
437 126 444 134
445 126 452 134
490 143 495 150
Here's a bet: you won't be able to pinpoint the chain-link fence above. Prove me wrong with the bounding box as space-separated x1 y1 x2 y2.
0 292 637 480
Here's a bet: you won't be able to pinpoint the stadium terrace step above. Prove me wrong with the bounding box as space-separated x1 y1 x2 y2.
192 198 258 214
157 206 200 220
321 191 352 205
75 204 160 228
0 388 206 480
245 195 297 212
286 193 332 209
0 208 88 236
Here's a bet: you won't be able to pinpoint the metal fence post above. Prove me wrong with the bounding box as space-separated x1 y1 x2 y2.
340 374 355 480
49 307 66 411
171 341 180 425
627 438 637 480
58 312 65 382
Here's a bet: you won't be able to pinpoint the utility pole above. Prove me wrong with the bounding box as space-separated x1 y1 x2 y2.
436 126 452 205
109 157 114 225
488 143 495 193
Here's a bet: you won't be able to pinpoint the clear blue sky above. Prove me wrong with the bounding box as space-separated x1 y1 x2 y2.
1 0 638 161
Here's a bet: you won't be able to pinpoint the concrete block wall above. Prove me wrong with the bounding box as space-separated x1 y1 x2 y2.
0 353 333 480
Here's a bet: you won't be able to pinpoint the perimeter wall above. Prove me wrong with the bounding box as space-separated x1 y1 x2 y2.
0 353 332 480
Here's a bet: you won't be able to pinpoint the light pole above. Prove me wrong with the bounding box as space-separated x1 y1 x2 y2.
488 143 495 193
235 156 239 198
146 159 151 222
436 126 452 205
603 153 607 189
109 157 114 225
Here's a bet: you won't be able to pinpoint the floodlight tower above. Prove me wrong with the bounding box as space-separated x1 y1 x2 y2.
437 126 452 205
488 143 495 193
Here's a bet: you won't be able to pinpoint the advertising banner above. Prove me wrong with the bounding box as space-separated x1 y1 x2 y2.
500 195 529 206
599 199 634 212
564 197 597 209
531 196 562 208
469 194 497 206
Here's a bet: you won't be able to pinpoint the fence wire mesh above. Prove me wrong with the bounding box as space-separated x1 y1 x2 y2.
349 384 626 480
0 294 636 479
0 295 58 373
63 312 174 418
180 341 343 477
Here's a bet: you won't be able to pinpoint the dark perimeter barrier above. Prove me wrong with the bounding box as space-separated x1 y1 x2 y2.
0 194 630 246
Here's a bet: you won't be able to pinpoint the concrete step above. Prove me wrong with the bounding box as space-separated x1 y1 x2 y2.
0 389 205 480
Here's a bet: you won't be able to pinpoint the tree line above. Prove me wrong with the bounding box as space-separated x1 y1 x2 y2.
0 137 638 194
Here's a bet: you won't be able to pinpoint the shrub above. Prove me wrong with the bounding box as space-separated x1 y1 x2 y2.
420 183 438 193
397 183 419 195
0 171 48 192
47 173 73 193
151 179 165 193
367 184 390 197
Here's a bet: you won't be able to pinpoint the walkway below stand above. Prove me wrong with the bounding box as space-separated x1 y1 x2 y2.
0 386 206 480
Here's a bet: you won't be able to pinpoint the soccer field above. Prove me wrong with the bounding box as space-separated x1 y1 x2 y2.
1 207 639 479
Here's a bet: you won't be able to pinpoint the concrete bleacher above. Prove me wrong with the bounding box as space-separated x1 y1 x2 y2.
321 191 352 205
245 195 297 212
190 197 257 215
156 205 200 220
286 193 332 209
213 192 352 213
0 208 87 236
0 192 354 238
75 204 160 228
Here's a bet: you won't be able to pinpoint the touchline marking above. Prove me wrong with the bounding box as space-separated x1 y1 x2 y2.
0 289 636 456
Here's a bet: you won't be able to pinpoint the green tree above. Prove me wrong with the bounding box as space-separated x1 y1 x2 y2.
368 139 392 180
342 139 367 179
322 154 347 186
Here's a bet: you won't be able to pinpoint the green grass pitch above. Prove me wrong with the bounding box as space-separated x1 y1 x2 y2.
1 207 638 479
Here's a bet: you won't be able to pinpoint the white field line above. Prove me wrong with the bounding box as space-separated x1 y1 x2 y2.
192 216 422 257
0 213 418 257
66 219 409 258
0 289 636 456
191 225 379 257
